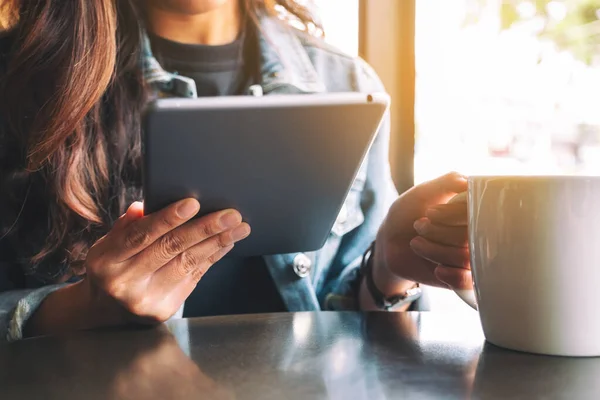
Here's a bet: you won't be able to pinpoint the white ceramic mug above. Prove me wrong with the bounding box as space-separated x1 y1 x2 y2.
452 176 600 357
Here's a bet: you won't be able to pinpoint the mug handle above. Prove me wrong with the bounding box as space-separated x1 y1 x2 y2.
447 191 478 310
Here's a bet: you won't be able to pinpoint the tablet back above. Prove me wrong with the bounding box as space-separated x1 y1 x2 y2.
143 93 389 257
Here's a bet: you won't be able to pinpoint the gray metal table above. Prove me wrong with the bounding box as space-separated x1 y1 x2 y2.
1 311 598 399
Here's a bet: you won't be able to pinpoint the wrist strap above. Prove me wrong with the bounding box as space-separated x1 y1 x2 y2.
360 241 422 310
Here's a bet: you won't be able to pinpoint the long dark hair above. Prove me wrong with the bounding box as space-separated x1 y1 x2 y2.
0 0 321 280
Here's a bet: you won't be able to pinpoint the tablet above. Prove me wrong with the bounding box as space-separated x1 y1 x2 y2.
142 92 389 257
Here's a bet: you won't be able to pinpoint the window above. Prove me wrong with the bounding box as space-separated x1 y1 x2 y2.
313 0 360 56
415 0 600 184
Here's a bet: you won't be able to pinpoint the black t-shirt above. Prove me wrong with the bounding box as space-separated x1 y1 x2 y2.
149 32 286 317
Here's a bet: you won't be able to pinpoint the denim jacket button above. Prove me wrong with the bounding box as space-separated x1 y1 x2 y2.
293 254 312 278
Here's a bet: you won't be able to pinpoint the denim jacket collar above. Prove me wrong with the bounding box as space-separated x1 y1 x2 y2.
140 14 327 98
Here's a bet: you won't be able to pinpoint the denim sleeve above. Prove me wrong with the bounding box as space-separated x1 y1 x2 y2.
0 283 66 341
0 276 185 342
323 59 399 311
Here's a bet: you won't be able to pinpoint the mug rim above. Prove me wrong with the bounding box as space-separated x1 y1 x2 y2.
468 175 600 181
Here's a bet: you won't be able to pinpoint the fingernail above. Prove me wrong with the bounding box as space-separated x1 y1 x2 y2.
413 219 428 235
220 211 242 229
177 199 200 218
232 224 251 241
409 236 423 249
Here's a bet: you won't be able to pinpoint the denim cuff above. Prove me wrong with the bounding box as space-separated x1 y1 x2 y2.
4 284 66 342
324 257 362 311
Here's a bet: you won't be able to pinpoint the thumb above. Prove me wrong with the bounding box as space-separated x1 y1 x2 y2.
126 202 145 218
113 202 145 230
418 172 467 198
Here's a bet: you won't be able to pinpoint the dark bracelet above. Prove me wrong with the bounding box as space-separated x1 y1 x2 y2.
360 241 422 311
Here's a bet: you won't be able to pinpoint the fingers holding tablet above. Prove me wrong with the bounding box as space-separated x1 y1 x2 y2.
133 206 247 272
152 216 252 285
83 199 251 325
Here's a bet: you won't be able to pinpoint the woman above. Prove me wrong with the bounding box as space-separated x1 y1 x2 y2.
0 0 471 341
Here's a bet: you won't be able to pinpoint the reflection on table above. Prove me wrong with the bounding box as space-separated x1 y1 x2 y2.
1 312 598 399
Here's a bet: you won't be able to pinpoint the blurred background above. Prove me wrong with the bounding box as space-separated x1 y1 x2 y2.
316 0 600 181
315 0 600 311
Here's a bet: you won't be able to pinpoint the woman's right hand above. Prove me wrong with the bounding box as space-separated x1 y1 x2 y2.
83 199 250 326
22 198 249 339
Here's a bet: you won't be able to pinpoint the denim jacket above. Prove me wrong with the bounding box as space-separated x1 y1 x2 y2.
0 15 404 341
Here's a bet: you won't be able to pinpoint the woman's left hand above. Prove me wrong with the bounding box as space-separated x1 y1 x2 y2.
410 194 472 290
376 173 472 292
